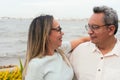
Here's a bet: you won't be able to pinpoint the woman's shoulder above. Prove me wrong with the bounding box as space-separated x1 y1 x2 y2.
28 58 47 68
26 58 46 79
59 41 71 52
29 56 55 67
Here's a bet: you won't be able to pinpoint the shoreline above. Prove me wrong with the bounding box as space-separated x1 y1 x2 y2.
0 56 25 66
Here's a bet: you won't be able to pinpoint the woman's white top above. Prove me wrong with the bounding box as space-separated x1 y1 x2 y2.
25 42 73 80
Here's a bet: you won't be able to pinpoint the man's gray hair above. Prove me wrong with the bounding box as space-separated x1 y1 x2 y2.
93 6 118 34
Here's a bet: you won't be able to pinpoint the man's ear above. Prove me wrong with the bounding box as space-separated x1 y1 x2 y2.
108 25 115 35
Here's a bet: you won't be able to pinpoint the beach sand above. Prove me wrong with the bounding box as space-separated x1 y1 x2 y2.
0 56 25 66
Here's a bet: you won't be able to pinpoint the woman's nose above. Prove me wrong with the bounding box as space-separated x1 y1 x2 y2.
61 31 64 35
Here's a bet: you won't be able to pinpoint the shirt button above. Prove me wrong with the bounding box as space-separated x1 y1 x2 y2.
101 57 103 59
98 69 101 71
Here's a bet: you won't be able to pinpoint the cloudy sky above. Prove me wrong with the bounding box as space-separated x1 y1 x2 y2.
0 0 120 19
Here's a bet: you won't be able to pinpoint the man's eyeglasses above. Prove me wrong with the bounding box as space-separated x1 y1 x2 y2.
51 26 62 33
85 24 107 31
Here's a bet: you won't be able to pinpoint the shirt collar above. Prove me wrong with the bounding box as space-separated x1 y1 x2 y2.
89 41 98 53
91 39 120 56
109 39 120 56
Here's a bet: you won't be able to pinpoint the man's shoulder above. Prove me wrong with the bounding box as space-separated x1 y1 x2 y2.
71 41 95 55
76 41 93 48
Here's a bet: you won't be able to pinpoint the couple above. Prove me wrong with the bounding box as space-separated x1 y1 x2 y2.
23 5 120 80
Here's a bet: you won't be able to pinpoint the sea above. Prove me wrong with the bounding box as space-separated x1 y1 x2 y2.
0 18 120 58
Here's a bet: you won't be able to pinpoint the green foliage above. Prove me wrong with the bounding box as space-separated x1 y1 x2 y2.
19 57 23 74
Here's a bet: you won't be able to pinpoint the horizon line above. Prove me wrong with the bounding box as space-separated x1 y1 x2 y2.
0 16 89 20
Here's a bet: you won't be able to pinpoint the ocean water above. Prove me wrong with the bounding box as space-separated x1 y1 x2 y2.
0 18 120 57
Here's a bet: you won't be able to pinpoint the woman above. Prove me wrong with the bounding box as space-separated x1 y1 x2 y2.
22 14 89 80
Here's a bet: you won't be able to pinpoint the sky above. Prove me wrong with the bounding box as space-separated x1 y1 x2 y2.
0 0 120 19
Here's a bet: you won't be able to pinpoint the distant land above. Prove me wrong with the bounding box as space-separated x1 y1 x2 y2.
0 17 32 20
0 17 120 22
0 16 89 21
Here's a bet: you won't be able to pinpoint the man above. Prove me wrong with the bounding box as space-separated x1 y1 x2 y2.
70 6 120 80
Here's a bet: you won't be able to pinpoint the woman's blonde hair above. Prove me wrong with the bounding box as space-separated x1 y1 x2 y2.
22 15 71 80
